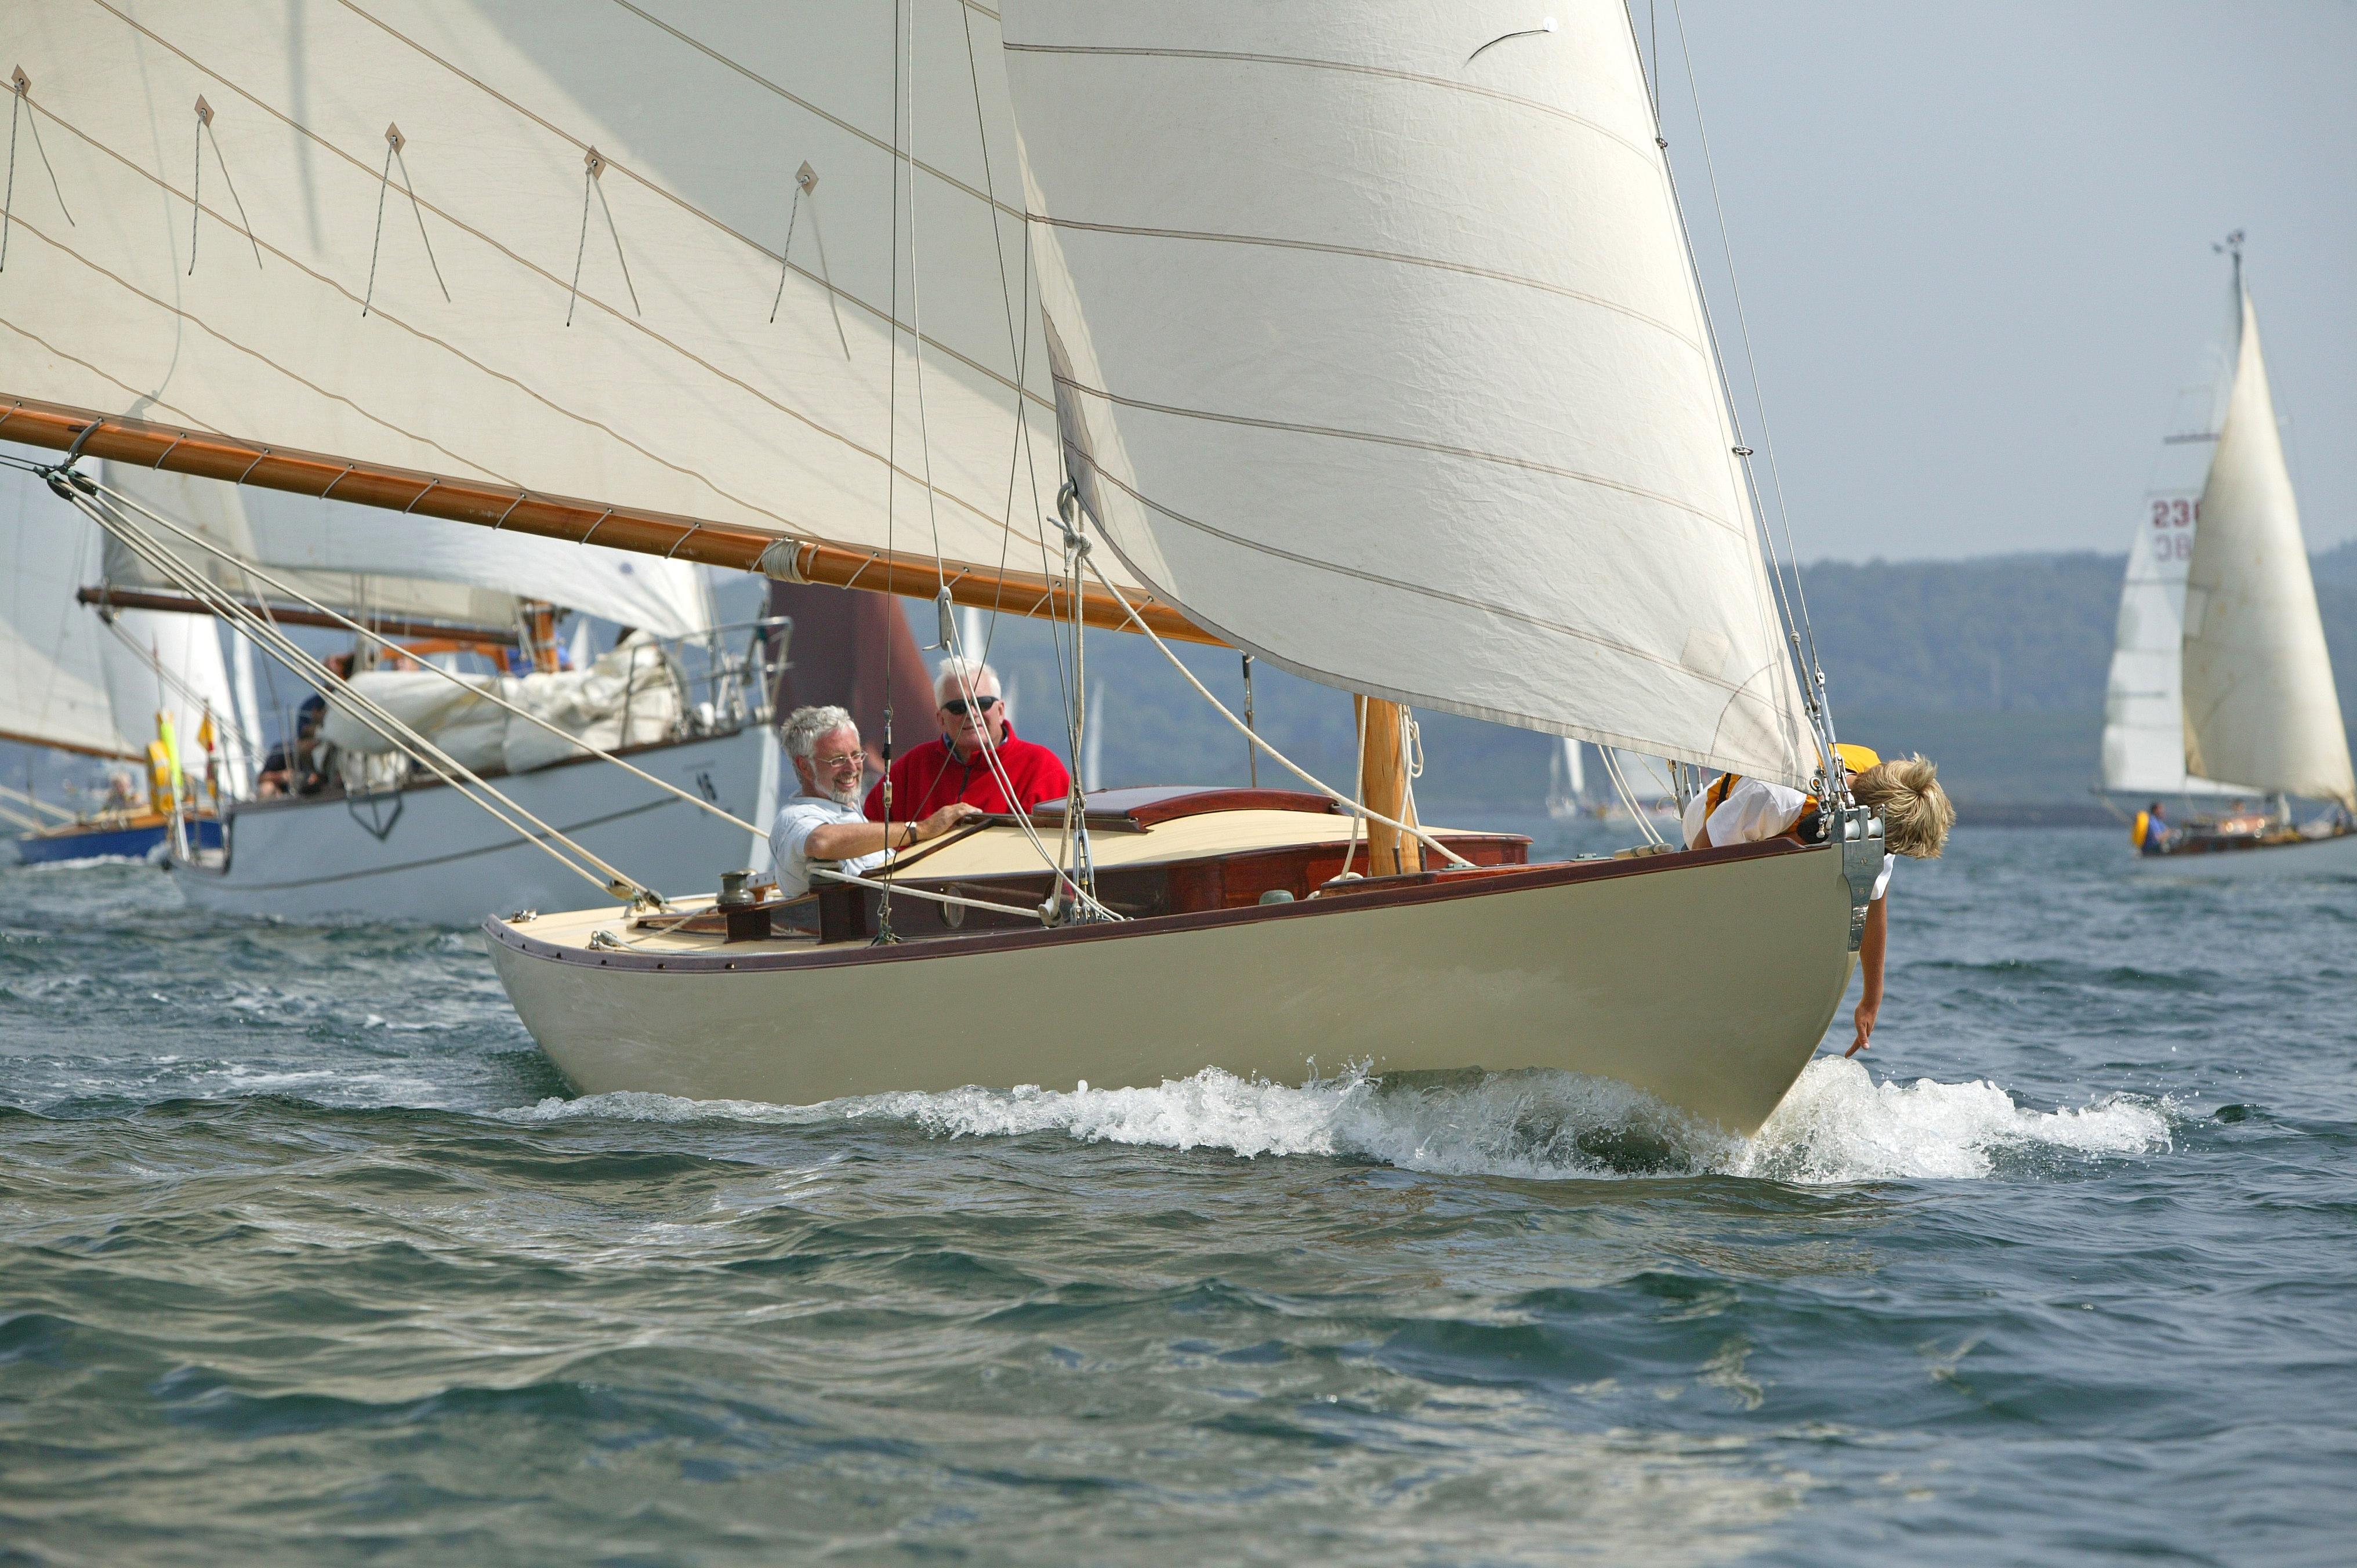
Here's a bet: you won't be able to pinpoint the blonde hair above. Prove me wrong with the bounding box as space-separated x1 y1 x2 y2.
1852 754 1955 859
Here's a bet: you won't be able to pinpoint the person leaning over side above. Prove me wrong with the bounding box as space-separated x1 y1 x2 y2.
771 705 980 901
862 655 1070 825
1681 744 1956 1058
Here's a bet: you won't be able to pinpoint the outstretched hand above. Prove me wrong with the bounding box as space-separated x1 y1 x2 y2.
1845 1000 1877 1058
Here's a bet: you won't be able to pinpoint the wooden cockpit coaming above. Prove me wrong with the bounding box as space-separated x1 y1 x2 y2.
488 834 1812 978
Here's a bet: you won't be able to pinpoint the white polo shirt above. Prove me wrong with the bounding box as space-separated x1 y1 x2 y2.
770 792 885 899
1682 776 1894 901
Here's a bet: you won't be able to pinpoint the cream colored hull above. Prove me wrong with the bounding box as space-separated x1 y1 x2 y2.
486 841 1858 1136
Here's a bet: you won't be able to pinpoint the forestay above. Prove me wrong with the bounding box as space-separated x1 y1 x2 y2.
2181 290 2355 806
1000 1 1814 783
1 2 1150 601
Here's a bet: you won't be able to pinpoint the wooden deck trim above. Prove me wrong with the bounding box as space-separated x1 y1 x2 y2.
487 837 1811 975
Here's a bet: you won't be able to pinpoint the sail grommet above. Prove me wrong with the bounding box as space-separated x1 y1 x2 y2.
754 538 807 583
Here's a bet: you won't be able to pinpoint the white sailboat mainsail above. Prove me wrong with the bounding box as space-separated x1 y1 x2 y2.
2100 488 2253 798
1 2 1154 596
1000 2 1814 785
2181 289 2355 806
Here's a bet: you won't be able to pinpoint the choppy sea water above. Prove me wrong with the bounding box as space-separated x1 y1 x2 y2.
2 824 2352 1567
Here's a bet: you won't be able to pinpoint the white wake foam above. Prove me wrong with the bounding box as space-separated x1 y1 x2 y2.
513 1055 2173 1185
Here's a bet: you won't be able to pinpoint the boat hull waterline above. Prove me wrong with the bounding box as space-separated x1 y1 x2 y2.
486 840 1858 1137
173 727 774 926
16 814 224 865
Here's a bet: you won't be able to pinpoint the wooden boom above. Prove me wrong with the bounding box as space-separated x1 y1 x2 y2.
1 395 1222 648
76 586 521 647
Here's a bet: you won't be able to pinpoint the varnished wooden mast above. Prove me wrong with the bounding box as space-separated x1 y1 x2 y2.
0 395 1221 648
1354 695 1423 877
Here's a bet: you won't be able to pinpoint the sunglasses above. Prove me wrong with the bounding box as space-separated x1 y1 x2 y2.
941 696 1001 717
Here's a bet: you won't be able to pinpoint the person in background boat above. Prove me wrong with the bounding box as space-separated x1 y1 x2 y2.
774 705 980 900
1681 745 1955 1059
256 655 356 799
861 655 1070 825
2133 801 2174 854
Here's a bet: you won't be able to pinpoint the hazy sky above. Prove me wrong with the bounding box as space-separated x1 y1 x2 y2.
1646 1 2355 562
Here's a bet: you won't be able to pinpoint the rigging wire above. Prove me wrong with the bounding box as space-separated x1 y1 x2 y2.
1075 545 1474 870
877 0 906 942
1655 0 1839 785
1598 746 1668 846
92 612 263 760
873 3 1099 914
956 0 1057 698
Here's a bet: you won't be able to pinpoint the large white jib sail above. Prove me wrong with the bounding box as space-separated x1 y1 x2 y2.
999 2 1816 783
2180 286 2355 806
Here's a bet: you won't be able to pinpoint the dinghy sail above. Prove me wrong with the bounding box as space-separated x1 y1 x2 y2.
2180 286 2354 807
0 2 1880 1130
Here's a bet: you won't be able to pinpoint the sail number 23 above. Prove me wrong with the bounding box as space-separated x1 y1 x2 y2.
2151 497 2198 558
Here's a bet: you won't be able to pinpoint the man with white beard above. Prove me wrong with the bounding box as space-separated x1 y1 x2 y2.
771 705 980 899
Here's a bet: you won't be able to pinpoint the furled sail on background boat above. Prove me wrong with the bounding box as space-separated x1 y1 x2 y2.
86 462 775 924
0 1 1881 1134
1 459 245 862
2102 241 2356 874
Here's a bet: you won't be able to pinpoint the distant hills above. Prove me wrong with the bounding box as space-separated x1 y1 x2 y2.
989 540 2357 816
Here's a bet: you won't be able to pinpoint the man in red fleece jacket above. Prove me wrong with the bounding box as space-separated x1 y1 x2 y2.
862 655 1071 825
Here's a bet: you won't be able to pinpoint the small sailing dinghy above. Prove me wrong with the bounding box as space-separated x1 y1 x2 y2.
0 2 1884 1132
2099 239 2356 875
